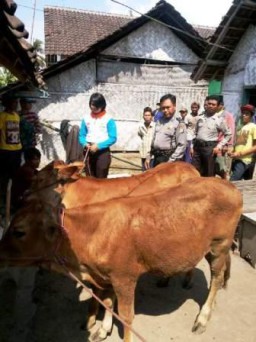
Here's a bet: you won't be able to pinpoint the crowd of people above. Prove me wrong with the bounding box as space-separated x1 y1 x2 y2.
0 93 41 211
1 90 255 213
138 93 256 181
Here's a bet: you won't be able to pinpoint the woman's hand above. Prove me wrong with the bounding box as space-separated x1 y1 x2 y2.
89 143 99 153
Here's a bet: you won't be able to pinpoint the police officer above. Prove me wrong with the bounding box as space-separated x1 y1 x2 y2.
145 93 187 168
191 95 232 177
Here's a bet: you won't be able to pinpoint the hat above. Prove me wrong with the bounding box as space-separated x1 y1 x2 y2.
0 92 18 105
20 97 36 104
240 104 255 115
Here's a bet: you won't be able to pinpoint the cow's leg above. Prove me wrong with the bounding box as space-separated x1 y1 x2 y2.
114 280 136 342
223 253 231 288
192 248 228 334
182 269 194 289
89 289 116 342
87 287 101 331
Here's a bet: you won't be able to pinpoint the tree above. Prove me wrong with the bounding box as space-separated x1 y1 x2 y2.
32 39 46 69
0 68 17 87
32 39 44 54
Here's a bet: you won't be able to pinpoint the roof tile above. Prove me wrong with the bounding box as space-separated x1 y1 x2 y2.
44 7 133 55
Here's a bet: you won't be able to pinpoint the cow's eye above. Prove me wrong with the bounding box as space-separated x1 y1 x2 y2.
12 231 26 238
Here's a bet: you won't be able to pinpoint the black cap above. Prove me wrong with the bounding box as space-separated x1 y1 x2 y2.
20 97 36 103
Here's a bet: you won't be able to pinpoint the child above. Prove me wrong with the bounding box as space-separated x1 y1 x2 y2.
230 104 256 181
19 98 41 150
138 107 155 171
11 147 41 210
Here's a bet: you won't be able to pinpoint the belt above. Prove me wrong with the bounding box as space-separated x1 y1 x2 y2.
153 149 173 157
194 139 217 148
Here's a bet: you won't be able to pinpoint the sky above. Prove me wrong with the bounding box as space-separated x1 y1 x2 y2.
16 0 234 45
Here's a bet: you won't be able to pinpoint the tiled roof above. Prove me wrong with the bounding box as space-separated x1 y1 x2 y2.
0 0 45 88
44 4 214 57
44 7 133 55
43 0 211 79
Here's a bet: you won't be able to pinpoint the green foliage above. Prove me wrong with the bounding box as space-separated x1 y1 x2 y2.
0 68 17 87
32 39 44 54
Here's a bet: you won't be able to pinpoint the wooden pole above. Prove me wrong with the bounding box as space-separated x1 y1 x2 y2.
4 179 12 235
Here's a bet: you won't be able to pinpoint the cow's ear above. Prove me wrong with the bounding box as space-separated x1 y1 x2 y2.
39 161 55 172
57 166 79 181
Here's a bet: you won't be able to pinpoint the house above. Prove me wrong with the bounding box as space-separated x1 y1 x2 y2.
0 0 45 89
192 0 256 117
44 5 214 65
3 0 215 164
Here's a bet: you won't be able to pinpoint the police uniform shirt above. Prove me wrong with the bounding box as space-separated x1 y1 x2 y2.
151 116 187 161
195 114 232 148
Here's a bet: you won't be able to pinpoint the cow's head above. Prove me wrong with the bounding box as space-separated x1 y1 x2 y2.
0 200 68 268
23 161 83 206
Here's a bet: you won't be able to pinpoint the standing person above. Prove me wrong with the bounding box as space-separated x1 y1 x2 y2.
177 106 188 124
184 102 201 163
19 98 41 150
79 93 117 178
153 102 162 122
191 95 231 177
138 107 155 171
202 96 209 114
145 94 187 169
0 93 22 207
11 147 41 210
215 96 235 179
229 104 256 181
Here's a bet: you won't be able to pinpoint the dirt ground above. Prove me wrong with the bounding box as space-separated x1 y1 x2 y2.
109 152 142 176
0 254 255 342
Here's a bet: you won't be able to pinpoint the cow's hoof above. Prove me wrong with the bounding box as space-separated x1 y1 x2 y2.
89 328 108 342
86 319 96 331
192 322 206 335
156 277 169 288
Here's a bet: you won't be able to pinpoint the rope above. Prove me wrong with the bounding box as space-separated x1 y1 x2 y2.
80 148 91 176
111 154 142 169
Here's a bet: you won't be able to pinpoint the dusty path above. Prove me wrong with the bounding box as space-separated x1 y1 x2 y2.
0 254 255 342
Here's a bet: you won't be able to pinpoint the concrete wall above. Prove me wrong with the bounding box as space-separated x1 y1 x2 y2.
222 25 256 118
34 20 208 165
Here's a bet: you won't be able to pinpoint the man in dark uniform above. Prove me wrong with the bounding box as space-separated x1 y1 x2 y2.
145 93 187 169
191 95 231 177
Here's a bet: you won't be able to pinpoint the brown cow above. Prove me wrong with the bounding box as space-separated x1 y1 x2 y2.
0 177 242 342
22 161 200 337
28 161 200 208
11 161 200 338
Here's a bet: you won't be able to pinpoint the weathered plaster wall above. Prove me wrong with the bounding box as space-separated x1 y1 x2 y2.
104 21 199 63
34 21 208 165
222 25 256 117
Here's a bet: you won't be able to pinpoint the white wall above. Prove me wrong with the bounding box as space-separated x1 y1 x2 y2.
222 25 256 117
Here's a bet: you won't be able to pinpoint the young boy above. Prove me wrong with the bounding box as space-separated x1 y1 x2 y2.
138 107 155 171
11 147 41 209
229 104 256 180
